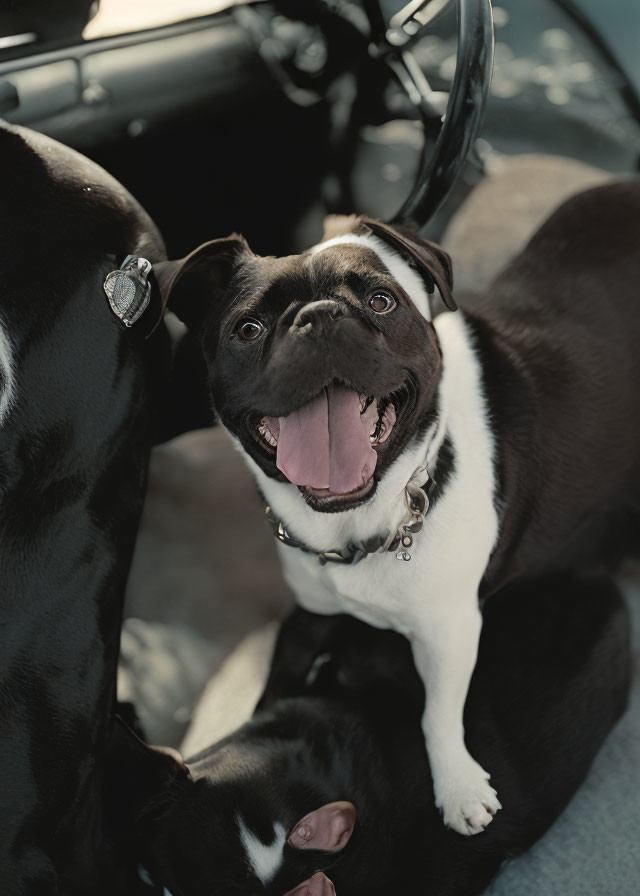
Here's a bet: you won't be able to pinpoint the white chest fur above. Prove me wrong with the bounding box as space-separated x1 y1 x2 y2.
246 310 499 633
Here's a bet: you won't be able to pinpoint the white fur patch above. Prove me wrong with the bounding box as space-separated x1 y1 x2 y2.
0 320 15 424
310 233 433 320
238 817 286 885
305 651 332 686
137 865 174 896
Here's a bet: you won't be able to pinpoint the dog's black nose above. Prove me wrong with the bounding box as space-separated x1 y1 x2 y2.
293 300 346 330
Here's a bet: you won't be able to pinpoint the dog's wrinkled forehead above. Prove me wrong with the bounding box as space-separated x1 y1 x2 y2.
154 214 454 334
309 233 433 321
229 241 425 320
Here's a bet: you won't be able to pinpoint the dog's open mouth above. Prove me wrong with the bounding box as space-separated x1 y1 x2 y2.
253 385 397 507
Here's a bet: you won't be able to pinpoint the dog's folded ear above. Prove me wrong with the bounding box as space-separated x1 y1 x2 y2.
361 217 457 312
154 235 252 330
287 801 356 852
104 715 191 843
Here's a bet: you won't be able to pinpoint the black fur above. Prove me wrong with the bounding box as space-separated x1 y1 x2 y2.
0 123 169 894
112 572 630 895
462 183 640 590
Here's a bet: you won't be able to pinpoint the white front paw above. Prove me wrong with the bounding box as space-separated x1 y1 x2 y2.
434 757 502 836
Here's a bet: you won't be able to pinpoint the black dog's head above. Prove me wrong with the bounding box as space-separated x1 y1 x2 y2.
156 217 453 511
108 711 361 896
107 575 634 896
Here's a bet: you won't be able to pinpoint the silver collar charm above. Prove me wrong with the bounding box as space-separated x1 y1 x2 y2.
265 418 445 566
386 474 434 561
104 255 152 327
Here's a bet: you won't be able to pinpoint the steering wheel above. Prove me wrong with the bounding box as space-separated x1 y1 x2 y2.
375 0 495 228
240 0 494 230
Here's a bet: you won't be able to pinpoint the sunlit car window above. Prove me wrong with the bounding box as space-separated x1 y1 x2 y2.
84 0 253 40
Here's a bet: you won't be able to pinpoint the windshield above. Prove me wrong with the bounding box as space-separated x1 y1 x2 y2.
84 0 252 40
0 0 258 51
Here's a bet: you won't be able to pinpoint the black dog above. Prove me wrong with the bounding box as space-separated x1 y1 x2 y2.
154 182 640 833
0 122 169 894
110 571 629 896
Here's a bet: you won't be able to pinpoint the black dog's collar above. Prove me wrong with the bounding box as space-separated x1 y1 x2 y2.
265 474 437 565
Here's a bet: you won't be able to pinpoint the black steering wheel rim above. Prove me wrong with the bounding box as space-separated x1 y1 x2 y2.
265 0 495 230
385 0 495 228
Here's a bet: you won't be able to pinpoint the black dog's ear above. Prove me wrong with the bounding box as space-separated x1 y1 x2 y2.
154 234 252 330
104 715 191 843
361 217 457 312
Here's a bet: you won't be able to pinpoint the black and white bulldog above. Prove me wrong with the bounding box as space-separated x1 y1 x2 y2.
155 182 640 835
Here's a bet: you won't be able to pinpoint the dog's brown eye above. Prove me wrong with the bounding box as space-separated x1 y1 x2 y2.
368 291 397 314
236 318 264 341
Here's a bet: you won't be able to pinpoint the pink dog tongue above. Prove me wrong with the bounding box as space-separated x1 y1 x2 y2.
272 387 377 494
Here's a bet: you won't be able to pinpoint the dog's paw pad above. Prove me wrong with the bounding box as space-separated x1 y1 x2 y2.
435 761 501 836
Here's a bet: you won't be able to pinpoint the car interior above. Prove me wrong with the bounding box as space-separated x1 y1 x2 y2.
1 1 639 894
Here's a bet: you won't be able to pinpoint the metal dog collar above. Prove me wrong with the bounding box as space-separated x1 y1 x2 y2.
265 472 437 566
266 414 445 565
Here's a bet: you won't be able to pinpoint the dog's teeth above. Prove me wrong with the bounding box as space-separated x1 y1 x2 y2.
258 423 277 447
